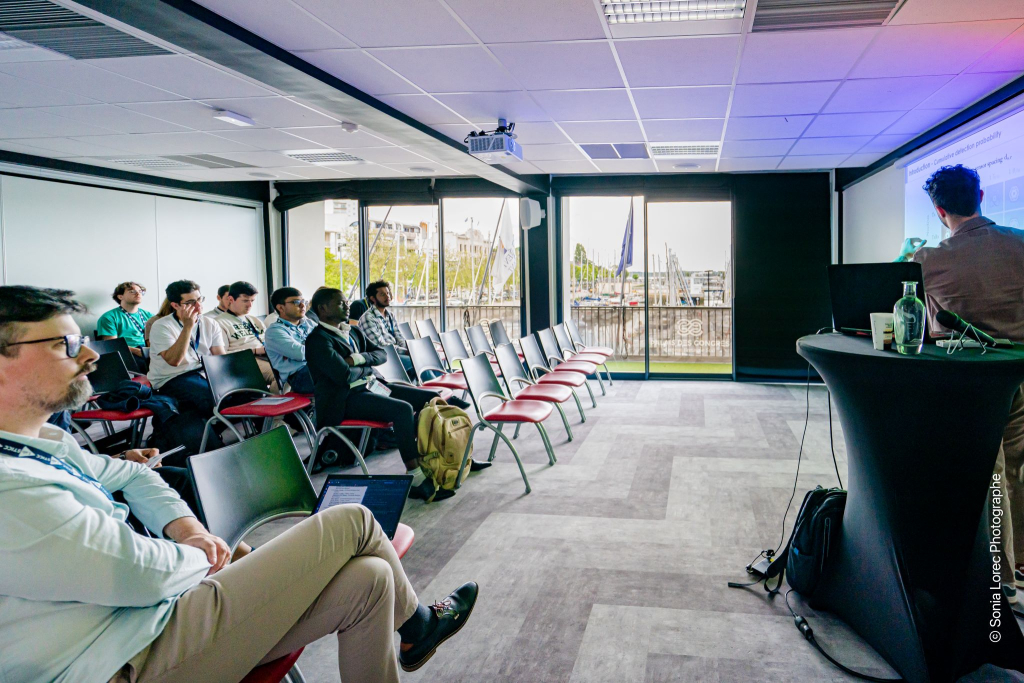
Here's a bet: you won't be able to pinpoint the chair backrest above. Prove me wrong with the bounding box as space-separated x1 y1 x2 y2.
416 319 442 345
89 352 132 395
553 324 577 356
187 426 317 551
202 350 267 405
407 337 447 382
466 325 493 356
537 328 566 364
519 334 551 376
378 345 413 384
398 321 417 341
494 342 530 395
88 337 139 374
489 320 512 346
459 352 508 413
564 318 585 349
439 329 471 367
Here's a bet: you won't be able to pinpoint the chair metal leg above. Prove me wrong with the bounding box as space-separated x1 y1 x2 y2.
316 427 369 474
70 420 99 454
293 410 318 458
600 362 613 386
284 665 308 683
200 416 244 453
593 370 606 396
554 402 573 441
487 423 503 462
570 388 586 422
455 424 481 489
584 381 598 408
535 422 557 465
457 422 531 494
512 423 521 440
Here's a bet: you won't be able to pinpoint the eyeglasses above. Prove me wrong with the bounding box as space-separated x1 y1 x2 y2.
5 334 90 358
285 299 308 306
179 297 205 306
127 287 146 295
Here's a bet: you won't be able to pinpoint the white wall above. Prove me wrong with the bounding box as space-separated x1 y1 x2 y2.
842 164 905 264
0 174 265 332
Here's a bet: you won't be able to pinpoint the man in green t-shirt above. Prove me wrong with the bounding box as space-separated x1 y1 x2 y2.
96 281 153 371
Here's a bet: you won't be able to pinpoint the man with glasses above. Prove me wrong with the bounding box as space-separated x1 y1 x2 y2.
0 285 478 683
214 281 276 389
148 280 226 417
96 281 153 371
265 286 317 394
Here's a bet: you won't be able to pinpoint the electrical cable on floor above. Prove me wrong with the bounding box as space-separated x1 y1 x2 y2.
828 391 843 489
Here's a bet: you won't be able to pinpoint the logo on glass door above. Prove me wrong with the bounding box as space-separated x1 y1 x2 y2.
676 319 704 337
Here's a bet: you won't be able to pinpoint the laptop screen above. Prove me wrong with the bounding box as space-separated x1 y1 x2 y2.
314 474 413 539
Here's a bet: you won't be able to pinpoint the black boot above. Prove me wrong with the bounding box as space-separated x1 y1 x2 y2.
399 582 479 672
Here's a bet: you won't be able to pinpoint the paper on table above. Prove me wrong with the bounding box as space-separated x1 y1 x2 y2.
251 397 292 406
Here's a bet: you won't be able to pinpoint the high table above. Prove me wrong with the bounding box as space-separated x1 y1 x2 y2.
797 334 1024 683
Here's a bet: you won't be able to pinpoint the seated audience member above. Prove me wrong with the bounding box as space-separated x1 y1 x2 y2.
359 280 414 374
347 293 370 325
214 281 277 389
96 281 152 371
265 287 316 394
203 284 230 317
0 285 477 683
148 280 226 416
305 288 488 500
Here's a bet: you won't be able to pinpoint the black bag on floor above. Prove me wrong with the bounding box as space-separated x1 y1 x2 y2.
784 486 847 598
147 409 222 464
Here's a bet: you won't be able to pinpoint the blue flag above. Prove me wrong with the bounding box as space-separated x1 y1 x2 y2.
615 203 634 277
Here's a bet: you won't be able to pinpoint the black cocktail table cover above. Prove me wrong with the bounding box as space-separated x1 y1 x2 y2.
797 334 1024 683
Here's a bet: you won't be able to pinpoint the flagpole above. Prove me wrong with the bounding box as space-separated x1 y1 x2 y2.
475 198 505 309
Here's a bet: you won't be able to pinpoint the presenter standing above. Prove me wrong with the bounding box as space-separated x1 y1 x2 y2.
898 163 1024 602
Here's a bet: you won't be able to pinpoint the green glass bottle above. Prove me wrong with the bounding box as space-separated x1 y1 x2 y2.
893 281 925 355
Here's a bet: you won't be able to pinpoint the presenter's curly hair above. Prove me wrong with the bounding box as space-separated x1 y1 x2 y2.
923 164 982 217
0 286 85 356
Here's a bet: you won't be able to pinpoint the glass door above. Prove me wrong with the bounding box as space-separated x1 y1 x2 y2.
366 205 440 327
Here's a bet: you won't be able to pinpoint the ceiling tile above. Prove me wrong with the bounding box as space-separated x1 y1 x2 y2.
777 154 850 170
378 95 467 124
91 56 276 100
489 42 623 90
432 122 486 143
969 27 1024 73
11 136 127 157
0 61 183 103
718 156 782 171
348 164 413 177
294 50 419 95
369 46 518 93
615 36 740 87
738 28 878 84
209 127 323 151
523 144 585 162
631 87 730 119
507 122 570 145
0 109 117 139
531 89 636 121
731 82 840 116
594 159 657 173
445 0 605 42
841 153 885 167
724 115 814 140
644 119 725 142
789 136 873 155
721 139 795 157
884 108 957 135
0 140 53 156
823 76 953 113
533 160 599 174
917 72 1020 109
201 97 340 128
281 127 399 148
294 0 474 47
342 146 433 163
0 72 96 107
382 162 462 176
803 112 904 137
120 101 249 131
495 160 544 175
213 151 309 168
857 134 916 153
193 0 357 50
434 92 549 123
851 21 1023 78
71 132 257 155
277 165 356 179
0 45 69 64
40 104 186 134
889 0 1024 25
559 120 645 143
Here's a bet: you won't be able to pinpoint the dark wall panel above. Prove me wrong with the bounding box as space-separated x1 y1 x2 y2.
525 197 552 334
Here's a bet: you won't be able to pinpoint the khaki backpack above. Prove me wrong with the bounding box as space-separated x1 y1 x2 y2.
416 398 474 501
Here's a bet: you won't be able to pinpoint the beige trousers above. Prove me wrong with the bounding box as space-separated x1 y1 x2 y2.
996 384 1024 583
127 504 418 683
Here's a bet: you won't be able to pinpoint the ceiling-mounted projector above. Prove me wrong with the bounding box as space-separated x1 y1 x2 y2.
466 119 523 164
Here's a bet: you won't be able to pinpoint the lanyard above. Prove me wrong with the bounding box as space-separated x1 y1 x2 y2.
175 317 201 353
230 313 263 344
0 437 114 502
121 308 147 336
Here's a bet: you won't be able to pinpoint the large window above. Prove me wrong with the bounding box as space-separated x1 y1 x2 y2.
286 199 360 304
366 205 440 326
441 198 520 335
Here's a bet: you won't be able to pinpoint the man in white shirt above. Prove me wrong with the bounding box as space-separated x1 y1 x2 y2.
148 280 226 417
214 280 277 389
0 285 477 683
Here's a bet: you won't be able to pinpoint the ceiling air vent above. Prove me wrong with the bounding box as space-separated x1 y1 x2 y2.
164 154 253 169
101 157 195 171
648 142 720 158
284 150 364 165
752 0 900 32
0 0 171 59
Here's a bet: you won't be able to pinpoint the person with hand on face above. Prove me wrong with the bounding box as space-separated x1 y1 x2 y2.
0 285 477 683
147 280 226 417
264 287 317 394
214 281 277 390
96 281 153 372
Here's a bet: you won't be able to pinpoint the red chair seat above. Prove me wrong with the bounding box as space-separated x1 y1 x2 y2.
581 345 613 356
72 408 153 421
514 384 574 403
554 360 598 374
221 396 311 418
421 387 454 402
240 647 303 683
568 352 608 364
131 375 152 388
537 372 587 388
338 419 392 430
484 399 553 423
391 522 414 558
423 373 468 390
284 391 313 399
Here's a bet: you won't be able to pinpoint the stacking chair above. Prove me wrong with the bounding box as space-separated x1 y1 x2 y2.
489 320 525 359
415 318 448 369
519 334 598 408
407 337 468 393
466 325 494 357
70 352 153 453
494 342 580 440
88 337 145 377
198 351 316 454
554 323 612 384
440 329 501 376
188 427 415 683
454 353 557 494
565 318 614 357
378 345 453 402
397 321 417 342
537 328 606 396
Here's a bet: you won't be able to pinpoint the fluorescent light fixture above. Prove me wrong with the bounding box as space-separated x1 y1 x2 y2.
408 166 435 173
212 109 255 127
600 0 745 23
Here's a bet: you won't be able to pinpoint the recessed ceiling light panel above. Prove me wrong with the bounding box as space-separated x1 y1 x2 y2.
600 0 745 24
213 109 255 127
408 166 435 173
648 142 720 158
284 149 364 165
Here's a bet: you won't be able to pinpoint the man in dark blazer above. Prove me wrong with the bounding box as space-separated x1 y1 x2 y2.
305 289 488 499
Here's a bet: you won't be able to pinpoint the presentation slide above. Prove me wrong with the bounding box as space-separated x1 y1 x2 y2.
904 104 1024 245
